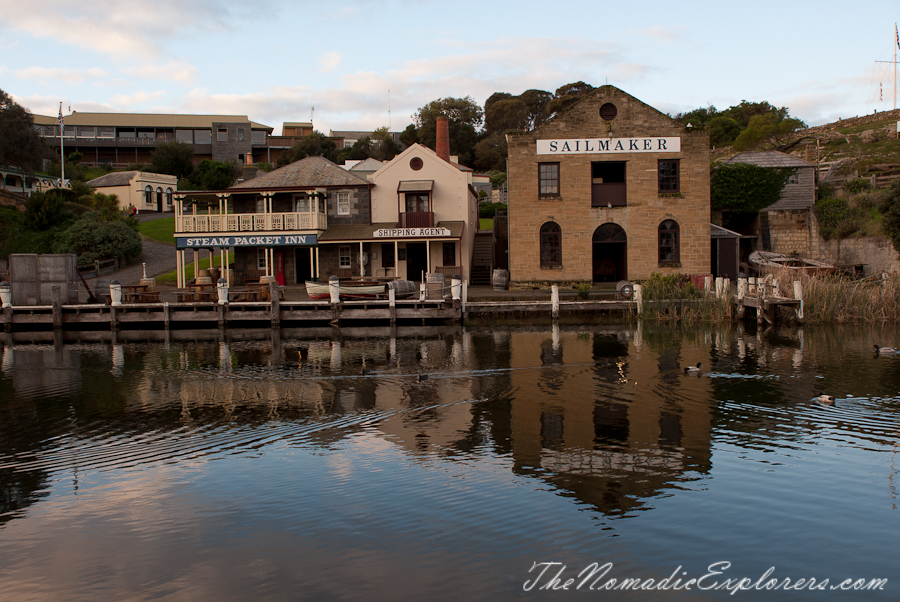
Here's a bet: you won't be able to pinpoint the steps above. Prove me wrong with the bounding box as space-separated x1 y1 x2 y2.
470 232 493 285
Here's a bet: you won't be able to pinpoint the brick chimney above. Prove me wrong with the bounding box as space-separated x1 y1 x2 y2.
436 115 450 163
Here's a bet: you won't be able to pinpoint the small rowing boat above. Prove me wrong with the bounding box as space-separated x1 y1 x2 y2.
749 251 835 276
305 280 386 300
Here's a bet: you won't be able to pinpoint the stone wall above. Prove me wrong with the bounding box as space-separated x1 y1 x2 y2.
760 209 813 255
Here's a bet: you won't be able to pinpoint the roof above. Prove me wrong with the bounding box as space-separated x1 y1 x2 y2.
32 112 271 131
710 223 746 238
86 171 140 187
230 156 371 190
398 180 434 192
724 151 814 168
349 158 384 172
318 220 465 242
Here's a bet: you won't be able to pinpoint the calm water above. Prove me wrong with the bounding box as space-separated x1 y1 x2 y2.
0 322 898 601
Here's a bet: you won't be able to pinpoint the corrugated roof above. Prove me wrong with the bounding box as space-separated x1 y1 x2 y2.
31 112 272 131
724 151 814 168
86 171 140 187
398 180 434 192
230 156 371 190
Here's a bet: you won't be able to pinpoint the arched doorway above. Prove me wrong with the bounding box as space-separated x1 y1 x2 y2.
592 223 627 282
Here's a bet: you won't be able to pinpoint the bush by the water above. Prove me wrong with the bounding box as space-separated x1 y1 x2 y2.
53 214 143 265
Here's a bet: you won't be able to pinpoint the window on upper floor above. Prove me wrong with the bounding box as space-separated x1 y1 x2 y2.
539 163 560 197
194 130 211 144
658 159 680 193
405 193 429 213
658 219 680 264
238 129 244 142
294 194 311 212
540 222 562 267
337 192 350 215
591 162 627 207
788 171 800 185
217 129 228 142
176 130 193 143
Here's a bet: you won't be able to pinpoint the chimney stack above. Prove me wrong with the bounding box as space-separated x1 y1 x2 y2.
436 115 450 163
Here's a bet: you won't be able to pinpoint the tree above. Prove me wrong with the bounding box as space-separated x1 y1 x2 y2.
412 96 483 166
732 113 805 151
546 81 594 119
370 126 401 161
54 213 142 264
708 116 742 148
399 123 419 147
675 105 718 128
148 141 196 179
484 98 528 135
0 88 49 172
184 159 241 190
474 134 507 172
711 163 793 213
879 180 900 253
276 131 339 167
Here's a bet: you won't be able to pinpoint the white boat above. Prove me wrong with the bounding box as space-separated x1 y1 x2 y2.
749 251 835 275
305 280 385 300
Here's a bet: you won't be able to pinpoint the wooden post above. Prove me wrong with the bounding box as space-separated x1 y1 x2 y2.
704 275 712 293
634 284 643 315
551 284 559 319
51 285 62 330
389 287 396 325
756 277 765 324
737 278 747 319
793 280 804 321
163 302 170 330
270 282 280 328
715 277 724 298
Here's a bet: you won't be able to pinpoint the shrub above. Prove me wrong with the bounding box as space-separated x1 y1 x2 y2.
54 214 142 265
844 178 872 194
817 196 863 240
479 202 507 218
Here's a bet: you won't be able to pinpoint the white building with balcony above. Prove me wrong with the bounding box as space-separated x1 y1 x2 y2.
173 156 370 287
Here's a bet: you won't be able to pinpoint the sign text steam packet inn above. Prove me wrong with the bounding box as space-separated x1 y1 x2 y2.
176 234 318 249
536 137 681 155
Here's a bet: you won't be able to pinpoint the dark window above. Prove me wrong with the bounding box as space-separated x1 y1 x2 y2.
217 129 228 142
410 157 423 170
381 244 395 268
166 188 173 206
251 130 267 145
442 242 456 266
658 219 680 264
599 103 618 121
405 193 429 213
538 163 559 197
156 187 163 207
176 130 193 143
658 160 680 193
144 185 152 205
591 162 627 207
540 222 561 267
238 129 244 141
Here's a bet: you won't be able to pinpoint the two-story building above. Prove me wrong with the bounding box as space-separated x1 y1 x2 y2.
173 156 369 287
506 86 711 286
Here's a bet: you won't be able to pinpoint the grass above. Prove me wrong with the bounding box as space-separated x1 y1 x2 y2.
157 251 233 283
138 217 176 245
480 218 493 230
782 270 900 323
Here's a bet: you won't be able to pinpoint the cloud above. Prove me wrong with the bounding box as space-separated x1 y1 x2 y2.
110 90 167 107
641 26 682 41
14 66 108 86
2 0 261 60
320 52 343 73
121 61 198 85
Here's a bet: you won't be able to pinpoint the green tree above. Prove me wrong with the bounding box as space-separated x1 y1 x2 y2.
546 81 595 118
412 96 483 166
879 180 900 253
732 113 805 151
148 141 196 179
54 213 142 264
484 98 528 134
518 89 553 129
0 88 49 172
708 116 742 147
370 126 401 161
675 105 719 128
399 123 419 147
183 159 241 190
474 134 507 172
23 191 74 231
711 163 793 213
275 131 339 167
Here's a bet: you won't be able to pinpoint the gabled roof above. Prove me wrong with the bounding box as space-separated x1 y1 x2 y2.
724 151 814 168
86 171 140 187
349 158 384 172
230 156 371 190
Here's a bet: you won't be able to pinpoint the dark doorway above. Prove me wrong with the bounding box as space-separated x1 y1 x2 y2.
406 242 427 282
592 223 627 282
295 247 315 283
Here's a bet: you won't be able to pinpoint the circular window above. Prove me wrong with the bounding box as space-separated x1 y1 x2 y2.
410 157 424 171
599 103 618 121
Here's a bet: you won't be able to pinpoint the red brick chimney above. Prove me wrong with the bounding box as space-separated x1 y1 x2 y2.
436 115 450 163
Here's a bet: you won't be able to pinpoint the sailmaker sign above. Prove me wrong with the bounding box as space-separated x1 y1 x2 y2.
537 137 681 155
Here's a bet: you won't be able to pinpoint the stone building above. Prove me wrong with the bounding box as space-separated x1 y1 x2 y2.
506 86 711 286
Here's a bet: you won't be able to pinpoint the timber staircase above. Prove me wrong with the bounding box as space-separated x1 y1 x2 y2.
470 231 493 285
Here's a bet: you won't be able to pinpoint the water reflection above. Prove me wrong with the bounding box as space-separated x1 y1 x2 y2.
0 323 898 600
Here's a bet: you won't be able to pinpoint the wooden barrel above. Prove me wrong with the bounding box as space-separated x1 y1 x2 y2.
492 269 509 291
195 269 212 286
387 280 416 298
425 273 445 300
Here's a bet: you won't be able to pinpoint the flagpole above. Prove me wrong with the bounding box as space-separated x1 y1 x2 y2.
59 102 65 185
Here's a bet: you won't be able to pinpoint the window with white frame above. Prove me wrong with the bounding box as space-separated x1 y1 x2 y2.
337 192 350 215
294 194 310 212
257 249 267 270
339 245 351 268
788 170 800 184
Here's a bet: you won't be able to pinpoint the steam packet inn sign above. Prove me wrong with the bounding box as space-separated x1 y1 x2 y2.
175 234 318 249
536 137 681 155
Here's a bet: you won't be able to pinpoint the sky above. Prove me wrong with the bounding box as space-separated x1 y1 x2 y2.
2 0 900 136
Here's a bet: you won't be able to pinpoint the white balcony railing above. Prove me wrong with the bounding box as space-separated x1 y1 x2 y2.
176 212 326 234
